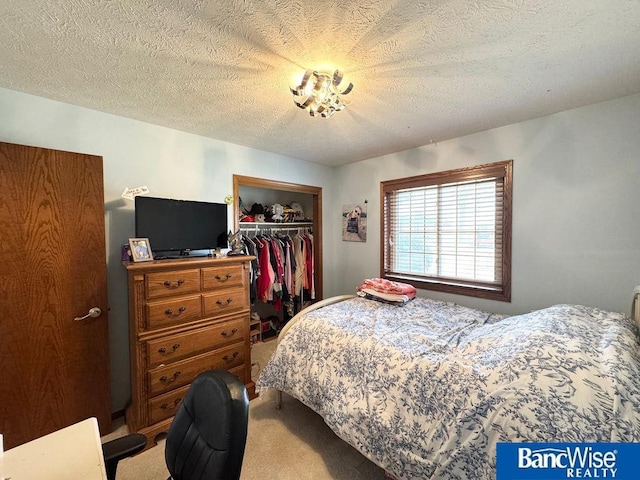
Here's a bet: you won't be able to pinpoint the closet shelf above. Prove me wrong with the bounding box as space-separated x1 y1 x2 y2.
239 221 313 233
239 221 313 227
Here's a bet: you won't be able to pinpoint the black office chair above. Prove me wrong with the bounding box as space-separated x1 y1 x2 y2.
165 369 249 480
102 432 148 480
103 369 249 480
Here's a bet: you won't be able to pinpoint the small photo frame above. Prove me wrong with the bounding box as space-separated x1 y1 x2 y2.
129 238 154 262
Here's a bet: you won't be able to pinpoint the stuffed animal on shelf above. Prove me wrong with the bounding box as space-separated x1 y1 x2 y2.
291 202 305 221
281 204 296 223
271 203 284 222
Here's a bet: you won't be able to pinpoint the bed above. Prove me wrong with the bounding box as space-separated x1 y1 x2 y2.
256 294 640 480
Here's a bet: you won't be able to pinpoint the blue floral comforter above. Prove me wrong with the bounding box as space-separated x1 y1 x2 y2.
256 297 640 479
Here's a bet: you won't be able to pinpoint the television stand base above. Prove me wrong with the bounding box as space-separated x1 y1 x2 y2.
154 250 214 260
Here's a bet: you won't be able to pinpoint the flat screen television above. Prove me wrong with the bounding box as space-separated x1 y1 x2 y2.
135 196 228 257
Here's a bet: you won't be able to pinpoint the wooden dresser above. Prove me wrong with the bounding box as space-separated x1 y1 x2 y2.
123 256 255 445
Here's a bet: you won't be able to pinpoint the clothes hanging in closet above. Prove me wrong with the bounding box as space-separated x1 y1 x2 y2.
241 230 314 316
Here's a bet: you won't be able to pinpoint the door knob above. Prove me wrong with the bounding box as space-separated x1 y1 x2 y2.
74 307 102 321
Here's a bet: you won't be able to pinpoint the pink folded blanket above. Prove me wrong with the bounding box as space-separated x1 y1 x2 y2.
357 277 417 296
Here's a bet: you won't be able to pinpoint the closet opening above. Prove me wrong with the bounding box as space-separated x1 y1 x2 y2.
233 175 323 340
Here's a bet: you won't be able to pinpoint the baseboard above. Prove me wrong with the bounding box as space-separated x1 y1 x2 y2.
111 409 126 421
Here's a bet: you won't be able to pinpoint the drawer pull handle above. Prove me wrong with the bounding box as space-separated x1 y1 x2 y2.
160 398 181 410
165 306 187 316
160 371 181 383
221 328 238 337
215 273 233 282
215 297 234 306
223 351 239 362
158 344 180 354
163 279 185 288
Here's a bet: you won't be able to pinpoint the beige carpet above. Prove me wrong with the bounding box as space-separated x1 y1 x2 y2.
107 339 387 480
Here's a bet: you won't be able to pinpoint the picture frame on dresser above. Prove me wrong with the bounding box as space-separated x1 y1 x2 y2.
129 237 153 262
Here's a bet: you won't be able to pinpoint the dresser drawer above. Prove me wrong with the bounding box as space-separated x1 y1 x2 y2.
146 269 200 299
202 287 248 317
202 264 245 290
148 343 246 396
149 384 190 424
148 364 246 424
146 316 247 367
146 295 202 329
228 365 246 384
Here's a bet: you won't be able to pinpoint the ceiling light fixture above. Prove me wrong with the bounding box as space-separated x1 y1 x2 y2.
290 69 353 118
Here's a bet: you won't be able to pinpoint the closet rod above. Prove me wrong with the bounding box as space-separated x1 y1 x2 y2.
239 223 312 233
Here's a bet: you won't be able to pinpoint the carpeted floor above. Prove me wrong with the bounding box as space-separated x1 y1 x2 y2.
106 339 388 480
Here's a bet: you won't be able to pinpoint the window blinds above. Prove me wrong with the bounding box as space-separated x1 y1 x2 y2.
384 177 504 285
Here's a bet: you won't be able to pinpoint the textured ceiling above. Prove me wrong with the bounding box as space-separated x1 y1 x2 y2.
1 1 639 166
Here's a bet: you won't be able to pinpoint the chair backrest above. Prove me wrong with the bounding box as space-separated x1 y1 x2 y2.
165 370 249 480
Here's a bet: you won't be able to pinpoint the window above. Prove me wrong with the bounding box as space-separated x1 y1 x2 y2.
381 160 512 301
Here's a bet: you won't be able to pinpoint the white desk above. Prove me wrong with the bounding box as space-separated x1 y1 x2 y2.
0 417 107 480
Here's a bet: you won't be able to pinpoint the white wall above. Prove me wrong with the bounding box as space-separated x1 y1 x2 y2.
330 93 640 317
0 87 335 412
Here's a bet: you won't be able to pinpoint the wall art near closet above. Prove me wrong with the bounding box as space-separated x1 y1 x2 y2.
342 203 367 242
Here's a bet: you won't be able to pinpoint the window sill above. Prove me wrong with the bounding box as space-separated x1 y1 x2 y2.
384 274 511 302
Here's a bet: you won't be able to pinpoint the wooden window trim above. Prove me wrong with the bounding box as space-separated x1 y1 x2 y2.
380 160 512 302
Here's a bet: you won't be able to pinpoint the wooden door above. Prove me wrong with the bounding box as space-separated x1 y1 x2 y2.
0 142 111 448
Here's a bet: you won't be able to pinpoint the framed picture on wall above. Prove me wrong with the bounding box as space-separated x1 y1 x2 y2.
129 238 154 262
342 203 367 242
